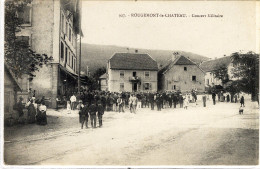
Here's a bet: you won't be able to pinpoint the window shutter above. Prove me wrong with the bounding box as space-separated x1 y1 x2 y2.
149 83 152 90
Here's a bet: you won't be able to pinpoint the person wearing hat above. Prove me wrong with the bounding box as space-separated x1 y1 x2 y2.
156 94 161 111
117 95 124 113
27 98 36 124
89 102 97 128
173 93 178 108
97 102 104 127
80 103 89 129
36 101 47 125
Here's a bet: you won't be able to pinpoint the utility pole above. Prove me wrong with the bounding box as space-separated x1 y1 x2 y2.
77 0 82 94
78 34 81 93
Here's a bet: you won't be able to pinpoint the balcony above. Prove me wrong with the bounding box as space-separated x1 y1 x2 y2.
129 76 141 82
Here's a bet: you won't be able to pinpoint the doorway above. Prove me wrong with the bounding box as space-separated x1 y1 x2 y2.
132 83 137 92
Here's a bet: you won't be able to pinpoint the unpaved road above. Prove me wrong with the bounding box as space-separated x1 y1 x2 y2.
4 100 259 165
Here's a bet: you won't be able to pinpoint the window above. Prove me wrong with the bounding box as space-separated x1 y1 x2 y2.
16 36 29 46
66 22 68 35
72 56 73 69
133 72 136 77
69 28 71 41
192 76 196 81
144 83 150 90
120 71 124 78
61 14 64 33
60 42 64 60
72 33 74 45
74 59 77 72
184 67 187 71
120 83 124 91
68 52 71 66
17 5 31 24
65 47 68 64
172 85 176 90
144 71 150 78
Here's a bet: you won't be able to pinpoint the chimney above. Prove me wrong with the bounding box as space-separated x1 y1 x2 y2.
135 49 138 53
172 52 180 61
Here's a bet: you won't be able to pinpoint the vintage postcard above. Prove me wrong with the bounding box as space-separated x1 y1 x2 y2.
1 0 259 168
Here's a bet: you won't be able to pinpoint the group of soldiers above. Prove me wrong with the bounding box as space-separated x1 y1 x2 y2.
75 90 199 129
64 89 249 129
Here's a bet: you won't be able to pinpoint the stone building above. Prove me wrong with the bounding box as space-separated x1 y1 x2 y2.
15 0 83 108
158 54 205 93
200 56 233 89
107 53 158 92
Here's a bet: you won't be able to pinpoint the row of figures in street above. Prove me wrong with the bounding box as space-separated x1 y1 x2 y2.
61 90 247 129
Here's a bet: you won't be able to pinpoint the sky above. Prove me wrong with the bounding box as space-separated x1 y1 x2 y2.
81 1 259 59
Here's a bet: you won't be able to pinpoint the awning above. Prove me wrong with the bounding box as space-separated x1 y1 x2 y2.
59 65 87 84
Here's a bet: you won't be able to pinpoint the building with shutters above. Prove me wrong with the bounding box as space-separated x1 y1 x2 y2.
158 54 205 93
12 0 84 108
107 53 158 92
200 56 233 89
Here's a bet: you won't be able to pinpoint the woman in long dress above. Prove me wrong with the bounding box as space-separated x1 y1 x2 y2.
36 102 47 125
27 100 36 123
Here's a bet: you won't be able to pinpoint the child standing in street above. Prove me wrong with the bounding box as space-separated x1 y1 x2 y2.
67 101 71 114
184 97 189 109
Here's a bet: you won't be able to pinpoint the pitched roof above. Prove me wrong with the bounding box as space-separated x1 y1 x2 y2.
99 73 107 79
175 55 196 65
200 56 232 72
4 62 22 91
109 53 158 71
159 55 202 74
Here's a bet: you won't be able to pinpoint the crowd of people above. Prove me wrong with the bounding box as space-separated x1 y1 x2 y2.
11 89 246 128
13 96 48 125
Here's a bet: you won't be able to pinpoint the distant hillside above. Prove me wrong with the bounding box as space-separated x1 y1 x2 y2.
80 43 210 75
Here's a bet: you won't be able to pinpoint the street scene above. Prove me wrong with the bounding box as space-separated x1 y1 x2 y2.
3 0 259 167
4 95 259 165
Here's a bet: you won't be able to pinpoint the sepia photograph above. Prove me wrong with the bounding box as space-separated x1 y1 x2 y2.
1 0 259 167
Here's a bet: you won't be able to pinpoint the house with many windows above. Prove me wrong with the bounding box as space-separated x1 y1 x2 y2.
158 54 205 92
13 0 84 108
107 53 158 92
200 56 235 89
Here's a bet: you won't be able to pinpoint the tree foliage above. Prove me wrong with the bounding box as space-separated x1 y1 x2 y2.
212 64 229 85
85 67 106 91
4 0 52 79
230 51 259 100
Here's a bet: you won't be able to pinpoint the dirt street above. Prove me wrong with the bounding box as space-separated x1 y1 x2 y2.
4 99 259 165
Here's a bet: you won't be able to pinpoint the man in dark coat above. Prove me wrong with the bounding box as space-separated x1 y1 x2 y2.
202 93 207 107
173 94 177 108
89 102 97 128
148 93 153 110
212 92 216 105
179 94 184 108
240 96 245 107
156 94 161 111
168 93 173 108
97 103 104 127
80 103 89 129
